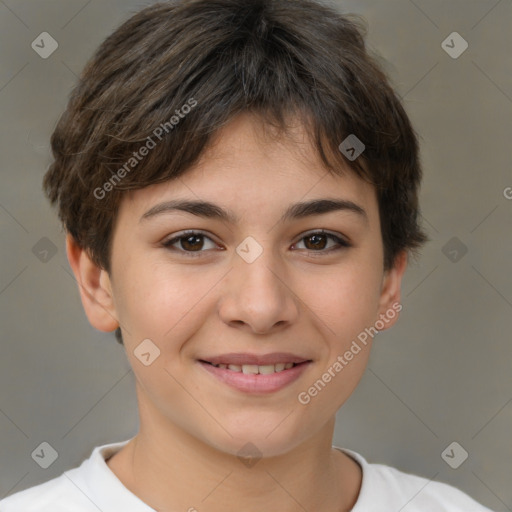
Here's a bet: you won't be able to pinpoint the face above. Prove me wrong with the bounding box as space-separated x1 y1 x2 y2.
70 112 406 458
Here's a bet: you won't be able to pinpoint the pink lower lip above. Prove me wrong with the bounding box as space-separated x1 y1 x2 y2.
198 360 312 394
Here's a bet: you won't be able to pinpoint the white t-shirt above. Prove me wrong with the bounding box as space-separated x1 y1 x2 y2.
0 438 494 511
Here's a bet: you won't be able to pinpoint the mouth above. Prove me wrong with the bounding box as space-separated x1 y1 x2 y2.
197 356 313 394
199 360 309 374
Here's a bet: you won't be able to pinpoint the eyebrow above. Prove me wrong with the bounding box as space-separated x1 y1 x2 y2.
140 198 368 225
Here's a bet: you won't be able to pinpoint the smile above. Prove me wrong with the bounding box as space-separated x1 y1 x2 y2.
202 361 301 374
198 360 312 394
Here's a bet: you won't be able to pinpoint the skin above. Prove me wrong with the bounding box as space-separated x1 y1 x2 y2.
67 112 407 511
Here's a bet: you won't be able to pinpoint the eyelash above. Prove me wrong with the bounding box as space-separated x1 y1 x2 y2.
161 230 351 258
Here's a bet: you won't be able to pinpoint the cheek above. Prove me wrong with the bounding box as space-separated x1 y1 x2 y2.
308 260 383 343
295 267 381 412
114 261 221 346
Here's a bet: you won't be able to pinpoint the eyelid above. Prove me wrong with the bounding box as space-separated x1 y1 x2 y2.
162 229 220 249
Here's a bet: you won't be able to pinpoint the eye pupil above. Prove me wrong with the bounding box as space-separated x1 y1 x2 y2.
182 235 203 251
305 234 327 250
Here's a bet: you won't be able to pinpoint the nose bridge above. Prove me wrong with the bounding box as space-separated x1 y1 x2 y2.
238 239 281 295
219 234 298 332
235 234 286 303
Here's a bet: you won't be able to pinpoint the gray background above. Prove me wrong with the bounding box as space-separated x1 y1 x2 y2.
0 0 511 510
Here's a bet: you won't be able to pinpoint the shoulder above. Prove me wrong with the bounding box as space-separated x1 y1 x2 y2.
0 439 133 512
371 462 493 511
0 468 93 512
335 447 495 511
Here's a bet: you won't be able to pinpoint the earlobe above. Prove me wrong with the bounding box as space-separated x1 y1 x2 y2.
65 234 119 333
377 250 408 329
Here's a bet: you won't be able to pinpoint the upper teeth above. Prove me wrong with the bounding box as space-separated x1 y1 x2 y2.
212 362 296 374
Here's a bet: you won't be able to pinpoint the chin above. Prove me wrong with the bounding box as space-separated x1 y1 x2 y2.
203 421 308 460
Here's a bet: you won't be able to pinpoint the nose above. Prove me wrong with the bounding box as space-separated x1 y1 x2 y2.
217 243 300 335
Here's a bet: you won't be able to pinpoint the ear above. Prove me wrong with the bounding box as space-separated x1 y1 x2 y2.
376 250 408 330
65 233 119 333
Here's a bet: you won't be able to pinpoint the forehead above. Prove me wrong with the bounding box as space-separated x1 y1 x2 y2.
119 112 378 225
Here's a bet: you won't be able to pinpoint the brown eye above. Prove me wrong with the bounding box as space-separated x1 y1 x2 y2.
179 234 205 251
162 229 350 258
162 231 217 257
303 233 328 250
294 231 350 253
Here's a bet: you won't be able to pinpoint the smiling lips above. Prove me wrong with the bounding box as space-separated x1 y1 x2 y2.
198 352 313 393
204 361 300 374
200 352 311 366
199 352 311 374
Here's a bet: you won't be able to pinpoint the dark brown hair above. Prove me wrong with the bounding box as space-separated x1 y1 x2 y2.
43 0 429 344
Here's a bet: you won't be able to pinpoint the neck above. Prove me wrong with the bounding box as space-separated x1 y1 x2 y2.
107 387 362 511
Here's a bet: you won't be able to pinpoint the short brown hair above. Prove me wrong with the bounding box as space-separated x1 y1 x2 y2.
44 0 429 343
